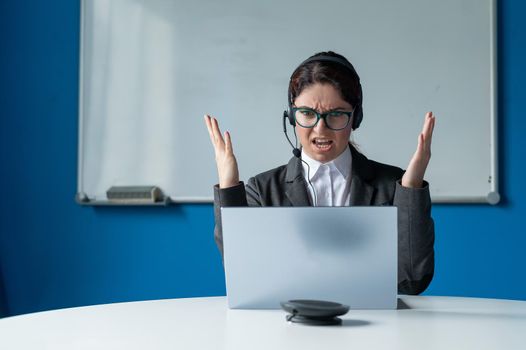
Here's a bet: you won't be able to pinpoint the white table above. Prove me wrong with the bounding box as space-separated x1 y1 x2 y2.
1 296 525 349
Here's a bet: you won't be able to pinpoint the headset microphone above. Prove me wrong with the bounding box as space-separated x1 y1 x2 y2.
292 148 301 158
283 111 301 158
282 111 318 206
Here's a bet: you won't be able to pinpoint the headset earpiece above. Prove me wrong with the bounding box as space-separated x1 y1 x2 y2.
352 104 363 129
284 109 295 126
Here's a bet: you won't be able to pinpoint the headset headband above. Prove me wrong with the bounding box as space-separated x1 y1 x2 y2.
287 54 364 129
292 55 360 80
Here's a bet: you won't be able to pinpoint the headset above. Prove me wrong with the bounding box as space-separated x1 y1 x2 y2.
282 55 363 206
283 55 363 132
282 55 363 157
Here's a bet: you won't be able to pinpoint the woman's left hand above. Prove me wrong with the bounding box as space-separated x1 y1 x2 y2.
401 112 435 188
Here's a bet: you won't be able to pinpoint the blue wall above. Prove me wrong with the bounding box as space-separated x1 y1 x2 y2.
0 0 524 317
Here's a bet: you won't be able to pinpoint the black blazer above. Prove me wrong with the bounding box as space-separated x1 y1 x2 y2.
213 145 435 295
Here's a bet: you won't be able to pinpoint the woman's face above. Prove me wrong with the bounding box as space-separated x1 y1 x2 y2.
293 83 354 163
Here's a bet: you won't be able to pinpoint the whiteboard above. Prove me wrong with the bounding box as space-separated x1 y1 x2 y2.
77 0 498 204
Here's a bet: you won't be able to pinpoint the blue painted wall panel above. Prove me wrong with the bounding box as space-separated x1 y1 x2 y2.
0 0 525 316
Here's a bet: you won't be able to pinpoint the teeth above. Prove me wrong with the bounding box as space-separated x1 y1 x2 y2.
313 138 332 149
314 139 331 145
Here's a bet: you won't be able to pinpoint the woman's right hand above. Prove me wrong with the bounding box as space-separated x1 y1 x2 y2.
204 114 240 188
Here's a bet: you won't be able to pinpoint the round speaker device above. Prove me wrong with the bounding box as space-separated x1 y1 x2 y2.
280 299 350 326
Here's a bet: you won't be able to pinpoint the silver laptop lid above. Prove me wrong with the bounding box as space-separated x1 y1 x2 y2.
221 207 397 309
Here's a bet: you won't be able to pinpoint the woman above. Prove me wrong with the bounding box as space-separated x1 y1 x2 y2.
204 51 435 295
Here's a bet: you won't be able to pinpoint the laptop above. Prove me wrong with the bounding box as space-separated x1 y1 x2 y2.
221 207 398 309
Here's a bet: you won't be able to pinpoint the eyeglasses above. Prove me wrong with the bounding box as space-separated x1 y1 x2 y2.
291 107 353 130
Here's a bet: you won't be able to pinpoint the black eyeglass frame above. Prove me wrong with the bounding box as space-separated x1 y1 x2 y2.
291 107 354 131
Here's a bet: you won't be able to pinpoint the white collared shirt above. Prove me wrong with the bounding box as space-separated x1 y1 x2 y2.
301 147 352 206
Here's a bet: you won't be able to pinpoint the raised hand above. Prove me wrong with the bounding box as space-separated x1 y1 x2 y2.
401 112 435 188
204 114 240 189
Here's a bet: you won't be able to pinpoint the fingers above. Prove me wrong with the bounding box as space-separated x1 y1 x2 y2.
428 112 435 145
204 114 215 145
204 114 226 149
224 131 233 154
210 116 224 146
417 133 424 152
421 111 435 152
404 112 435 188
415 111 435 157
421 112 433 135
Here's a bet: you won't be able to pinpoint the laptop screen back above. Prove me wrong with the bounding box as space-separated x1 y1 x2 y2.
221 207 397 309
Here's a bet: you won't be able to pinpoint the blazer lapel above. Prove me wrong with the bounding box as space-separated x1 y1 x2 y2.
349 174 375 206
284 156 312 206
349 145 375 206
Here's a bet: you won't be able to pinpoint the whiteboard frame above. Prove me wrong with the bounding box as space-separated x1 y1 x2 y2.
76 0 87 205
431 0 498 205
76 0 499 205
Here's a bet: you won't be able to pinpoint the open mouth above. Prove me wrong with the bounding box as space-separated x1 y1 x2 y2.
312 138 333 151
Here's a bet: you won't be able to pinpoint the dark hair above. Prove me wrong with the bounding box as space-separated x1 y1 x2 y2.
288 51 361 109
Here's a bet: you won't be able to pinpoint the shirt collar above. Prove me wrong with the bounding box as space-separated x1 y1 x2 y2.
332 145 352 179
301 149 322 181
301 146 352 181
